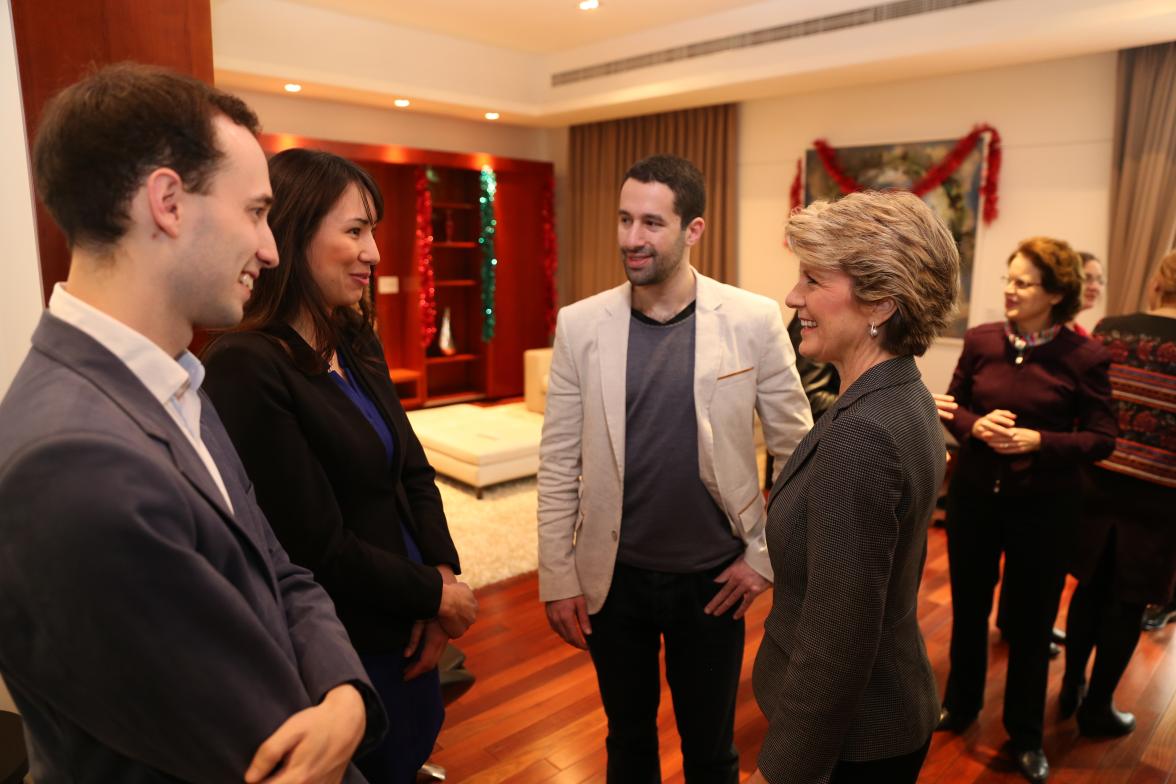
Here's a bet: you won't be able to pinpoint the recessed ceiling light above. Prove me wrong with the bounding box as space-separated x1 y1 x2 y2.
283 83 302 93
484 112 500 121
394 99 411 108
579 0 600 9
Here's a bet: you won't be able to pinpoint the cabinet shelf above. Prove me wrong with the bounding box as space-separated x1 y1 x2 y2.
432 201 476 210
435 279 477 288
426 353 478 366
423 391 486 407
433 241 478 249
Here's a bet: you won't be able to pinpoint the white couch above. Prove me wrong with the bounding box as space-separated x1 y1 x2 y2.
407 348 552 497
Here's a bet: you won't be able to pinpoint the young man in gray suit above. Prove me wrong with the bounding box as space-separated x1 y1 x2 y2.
0 64 385 782
537 155 813 782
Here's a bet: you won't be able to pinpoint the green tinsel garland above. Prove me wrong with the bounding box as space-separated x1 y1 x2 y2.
478 165 497 342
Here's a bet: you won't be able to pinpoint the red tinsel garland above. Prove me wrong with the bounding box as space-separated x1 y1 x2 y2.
791 125 1002 224
788 159 803 216
415 167 437 349
541 173 559 337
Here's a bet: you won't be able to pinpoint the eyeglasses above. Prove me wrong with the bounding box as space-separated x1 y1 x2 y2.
1001 275 1043 292
1084 274 1105 285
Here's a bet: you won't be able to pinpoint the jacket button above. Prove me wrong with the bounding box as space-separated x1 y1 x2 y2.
611 530 618 541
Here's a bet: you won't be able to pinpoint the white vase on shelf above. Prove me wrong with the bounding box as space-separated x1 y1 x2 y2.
438 307 456 356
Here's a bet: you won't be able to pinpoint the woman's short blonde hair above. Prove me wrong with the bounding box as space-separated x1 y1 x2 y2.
785 190 961 356
1150 249 1176 308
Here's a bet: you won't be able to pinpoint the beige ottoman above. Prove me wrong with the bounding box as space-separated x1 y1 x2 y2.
407 402 544 498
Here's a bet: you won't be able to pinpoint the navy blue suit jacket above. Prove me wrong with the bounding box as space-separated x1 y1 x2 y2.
0 314 385 783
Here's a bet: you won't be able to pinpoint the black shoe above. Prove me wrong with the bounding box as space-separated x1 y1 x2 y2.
1058 678 1086 717
1014 748 1049 782
935 705 977 732
1142 603 1176 631
1077 703 1136 737
1049 641 1062 658
1051 627 1066 645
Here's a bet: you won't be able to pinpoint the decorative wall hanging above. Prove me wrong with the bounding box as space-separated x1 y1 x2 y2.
791 125 1002 338
415 166 438 349
478 165 498 342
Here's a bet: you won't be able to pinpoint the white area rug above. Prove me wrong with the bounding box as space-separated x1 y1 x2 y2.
436 474 539 589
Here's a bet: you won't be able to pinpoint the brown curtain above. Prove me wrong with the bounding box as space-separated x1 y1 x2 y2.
1107 42 1176 315
567 104 737 304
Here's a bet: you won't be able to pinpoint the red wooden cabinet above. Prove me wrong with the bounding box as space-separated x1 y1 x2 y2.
259 134 554 408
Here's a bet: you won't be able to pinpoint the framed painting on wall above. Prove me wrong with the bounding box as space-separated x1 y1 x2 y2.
804 138 988 339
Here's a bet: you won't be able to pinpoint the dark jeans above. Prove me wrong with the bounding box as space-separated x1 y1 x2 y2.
829 737 931 784
942 483 1073 750
586 561 744 784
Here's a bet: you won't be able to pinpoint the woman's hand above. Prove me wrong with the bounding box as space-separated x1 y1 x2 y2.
989 427 1042 455
971 409 1016 444
933 393 958 421
404 620 449 681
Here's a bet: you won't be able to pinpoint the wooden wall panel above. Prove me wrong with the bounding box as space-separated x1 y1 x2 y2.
11 0 214 303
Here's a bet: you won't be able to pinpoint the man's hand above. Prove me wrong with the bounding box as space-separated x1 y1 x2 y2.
704 556 770 619
546 595 592 650
437 580 477 639
244 683 366 784
404 620 449 681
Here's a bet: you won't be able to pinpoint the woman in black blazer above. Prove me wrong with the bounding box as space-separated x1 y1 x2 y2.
203 149 477 783
749 191 960 784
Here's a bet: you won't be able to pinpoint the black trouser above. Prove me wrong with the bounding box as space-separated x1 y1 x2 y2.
942 482 1073 750
1064 529 1147 707
829 737 931 784
586 561 743 784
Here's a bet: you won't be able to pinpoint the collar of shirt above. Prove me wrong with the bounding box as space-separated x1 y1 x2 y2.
47 283 204 409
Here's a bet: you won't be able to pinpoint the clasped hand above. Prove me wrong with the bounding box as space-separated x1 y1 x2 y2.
971 409 1041 455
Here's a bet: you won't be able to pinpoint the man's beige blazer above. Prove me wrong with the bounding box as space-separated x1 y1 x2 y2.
537 270 813 613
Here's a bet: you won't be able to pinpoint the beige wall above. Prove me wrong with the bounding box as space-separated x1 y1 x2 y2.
737 52 1117 392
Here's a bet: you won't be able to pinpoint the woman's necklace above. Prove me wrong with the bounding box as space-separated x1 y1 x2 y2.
1004 321 1061 365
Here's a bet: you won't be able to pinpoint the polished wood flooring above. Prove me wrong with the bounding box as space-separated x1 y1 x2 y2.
431 523 1176 783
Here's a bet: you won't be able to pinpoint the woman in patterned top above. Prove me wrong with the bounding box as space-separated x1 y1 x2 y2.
1061 249 1176 737
935 237 1116 784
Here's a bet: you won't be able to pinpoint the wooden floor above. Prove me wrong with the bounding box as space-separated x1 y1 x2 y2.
431 523 1176 783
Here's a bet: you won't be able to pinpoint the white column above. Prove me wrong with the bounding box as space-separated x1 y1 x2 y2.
0 0 44 404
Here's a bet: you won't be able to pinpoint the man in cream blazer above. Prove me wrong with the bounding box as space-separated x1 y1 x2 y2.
538 155 812 783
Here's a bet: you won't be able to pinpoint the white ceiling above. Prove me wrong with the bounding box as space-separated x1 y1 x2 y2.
280 0 771 53
212 0 1176 127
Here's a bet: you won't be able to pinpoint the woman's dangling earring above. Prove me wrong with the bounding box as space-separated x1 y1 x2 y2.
869 322 879 338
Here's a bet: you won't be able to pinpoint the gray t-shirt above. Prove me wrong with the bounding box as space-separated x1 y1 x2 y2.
617 302 743 573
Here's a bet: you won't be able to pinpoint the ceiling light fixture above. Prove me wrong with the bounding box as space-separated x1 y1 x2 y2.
484 112 500 121
394 99 411 108
283 83 302 93
579 0 600 9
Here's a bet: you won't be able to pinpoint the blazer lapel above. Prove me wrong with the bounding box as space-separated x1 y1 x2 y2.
597 286 631 477
766 355 923 506
33 315 261 552
693 272 724 490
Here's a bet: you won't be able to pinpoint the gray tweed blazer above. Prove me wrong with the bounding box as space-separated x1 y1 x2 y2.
753 355 942 783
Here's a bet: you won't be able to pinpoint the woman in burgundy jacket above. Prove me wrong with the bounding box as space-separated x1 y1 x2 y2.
934 237 1116 784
